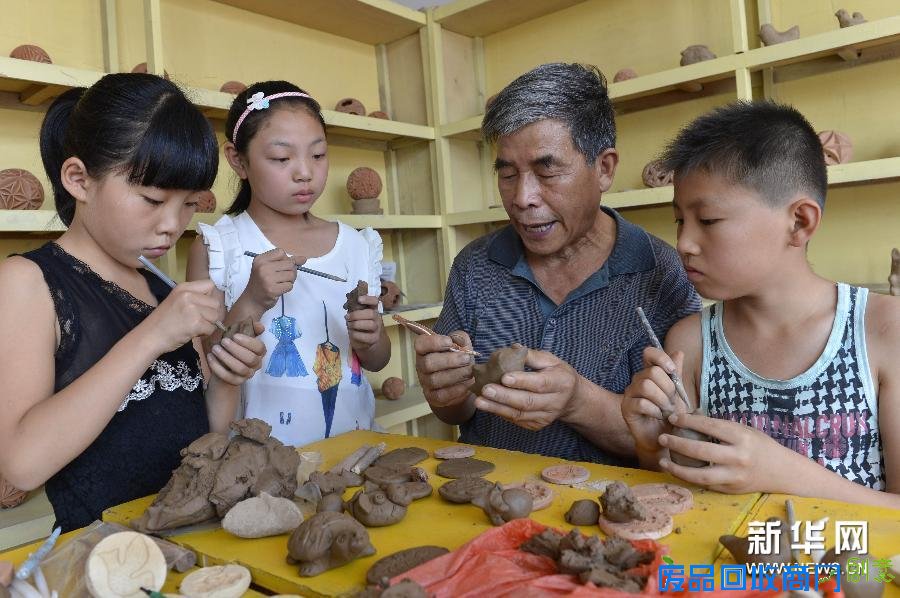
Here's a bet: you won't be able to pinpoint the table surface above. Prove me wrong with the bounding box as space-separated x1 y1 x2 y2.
4 429 899 597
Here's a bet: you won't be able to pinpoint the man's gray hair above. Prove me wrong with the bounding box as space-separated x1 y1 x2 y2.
482 63 616 165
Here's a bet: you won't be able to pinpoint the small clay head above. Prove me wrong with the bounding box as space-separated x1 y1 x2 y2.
224 80 326 216
40 74 218 228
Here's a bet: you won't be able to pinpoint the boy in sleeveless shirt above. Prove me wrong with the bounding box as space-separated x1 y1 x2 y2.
622 101 900 508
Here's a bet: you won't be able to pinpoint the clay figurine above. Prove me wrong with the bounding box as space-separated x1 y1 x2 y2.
85 531 167 598
0 169 44 210
719 517 791 564
471 482 533 525
380 280 404 311
220 80 247 95
369 110 389 119
365 546 449 586
836 9 866 27
565 499 600 526
641 160 674 188
180 564 251 598
890 249 900 296
373 447 428 468
438 476 494 503
472 343 528 396
435 456 495 478
346 487 407 526
317 492 345 513
335 98 366 115
222 492 302 538
288 511 375 576
384 481 432 506
759 24 800 45
0 476 26 509
344 280 369 313
680 45 716 66
9 44 51 63
381 377 406 400
598 481 673 541
818 130 853 165
613 68 637 83
131 62 170 79
196 190 216 213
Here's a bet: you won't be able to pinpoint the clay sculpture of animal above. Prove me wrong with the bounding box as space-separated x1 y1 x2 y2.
472 344 528 396
287 511 375 576
719 517 792 565
471 482 533 525
759 23 800 45
597 481 673 541
346 486 408 526
836 9 866 27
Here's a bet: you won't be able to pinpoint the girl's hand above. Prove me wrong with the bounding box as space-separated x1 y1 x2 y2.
346 294 383 352
207 322 266 385
245 249 301 314
622 347 682 453
143 279 225 354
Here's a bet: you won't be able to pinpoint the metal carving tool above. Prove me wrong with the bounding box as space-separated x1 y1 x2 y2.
392 314 480 357
138 255 228 333
243 251 347 282
636 306 693 416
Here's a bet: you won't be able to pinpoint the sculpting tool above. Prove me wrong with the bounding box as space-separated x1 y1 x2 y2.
138 255 228 333
391 314 481 357
785 499 801 564
15 526 60 580
243 251 347 282
141 588 166 598
636 306 692 415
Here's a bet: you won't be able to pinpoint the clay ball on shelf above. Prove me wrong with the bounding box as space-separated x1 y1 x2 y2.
347 167 383 200
381 377 406 401
9 44 51 64
0 168 45 210
335 98 366 115
220 80 248 95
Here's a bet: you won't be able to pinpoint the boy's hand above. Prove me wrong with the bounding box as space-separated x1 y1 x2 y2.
245 249 300 314
622 347 682 452
207 322 266 385
657 412 789 494
345 294 383 352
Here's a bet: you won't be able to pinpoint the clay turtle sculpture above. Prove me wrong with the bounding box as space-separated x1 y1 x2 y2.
565 499 601 526
9 44 51 63
471 482 533 526
381 377 406 400
438 477 494 504
346 486 408 527
0 168 44 210
365 546 449 586
435 457 495 479
287 511 376 576
836 9 866 27
373 447 429 469
335 98 366 115
759 23 800 45
472 344 528 396
641 160 673 188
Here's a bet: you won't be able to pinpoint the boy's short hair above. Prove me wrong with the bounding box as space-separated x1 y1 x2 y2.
661 100 827 209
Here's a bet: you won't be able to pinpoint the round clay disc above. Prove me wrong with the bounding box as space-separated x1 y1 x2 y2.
85 531 167 598
630 483 694 515
180 564 251 598
435 457 495 478
502 481 554 511
373 447 428 468
438 477 494 503
433 445 475 460
598 507 673 541
363 464 412 486
540 464 590 485
366 545 449 586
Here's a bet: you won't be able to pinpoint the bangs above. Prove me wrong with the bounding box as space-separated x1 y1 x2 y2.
126 95 218 191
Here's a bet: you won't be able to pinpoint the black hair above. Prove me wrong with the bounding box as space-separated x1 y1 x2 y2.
661 100 827 209
482 63 615 165
224 80 325 215
40 73 218 227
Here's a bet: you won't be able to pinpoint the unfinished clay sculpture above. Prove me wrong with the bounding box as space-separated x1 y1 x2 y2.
180 564 251 598
222 492 302 538
719 517 791 564
836 9 866 27
85 531 167 598
196 190 216 213
346 487 407 526
344 280 369 313
613 68 637 83
600 482 648 523
471 482 533 525
565 499 600 526
818 130 853 165
0 476 26 509
309 470 364 495
381 377 406 400
288 511 375 576
641 160 674 188
598 481 673 541
890 249 900 296
384 481 432 506
223 316 254 340
438 477 494 503
335 98 366 115
317 493 345 513
380 280 403 311
759 24 800 45
0 169 44 210
435 457 495 478
472 343 528 396
220 80 247 95
680 45 716 66
9 44 51 63
365 546 449 587
502 481 554 511
373 447 428 469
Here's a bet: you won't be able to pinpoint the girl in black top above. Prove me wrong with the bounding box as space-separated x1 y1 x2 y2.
0 74 266 532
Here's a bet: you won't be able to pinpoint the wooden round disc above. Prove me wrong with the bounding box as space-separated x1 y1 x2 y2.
85 531 167 598
502 480 554 511
433 445 475 460
598 507 673 541
630 483 694 515
540 464 590 485
435 457 495 478
180 564 251 598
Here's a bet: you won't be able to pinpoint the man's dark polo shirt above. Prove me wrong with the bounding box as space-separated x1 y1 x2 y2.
433 207 701 466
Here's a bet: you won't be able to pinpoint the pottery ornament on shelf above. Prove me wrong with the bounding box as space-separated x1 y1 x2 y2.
379 279 403 310
368 110 389 119
335 98 366 115
220 80 248 95
347 167 383 215
195 190 216 213
613 68 638 83
9 44 51 63
680 45 716 66
641 160 674 188
759 23 800 45
836 9 866 28
0 475 27 509
0 168 44 210
131 62 170 80
381 377 406 401
818 130 853 165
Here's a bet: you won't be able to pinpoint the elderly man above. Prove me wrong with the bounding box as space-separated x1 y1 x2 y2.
415 63 700 465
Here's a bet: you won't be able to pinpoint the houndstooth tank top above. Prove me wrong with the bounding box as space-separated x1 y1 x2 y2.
699 283 884 489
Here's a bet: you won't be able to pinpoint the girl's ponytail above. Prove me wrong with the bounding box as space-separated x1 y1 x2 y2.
39 87 85 227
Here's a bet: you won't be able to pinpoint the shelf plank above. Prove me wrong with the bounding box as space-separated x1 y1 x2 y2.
0 211 65 233
441 114 483 140
827 157 900 186
605 186 674 210
608 54 742 103
445 207 508 226
190 213 442 232
374 385 431 429
0 56 104 100
382 304 442 328
434 0 587 37
211 0 425 45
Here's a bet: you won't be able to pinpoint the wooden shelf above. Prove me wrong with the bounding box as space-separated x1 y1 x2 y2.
434 0 587 37
0 488 54 552
190 213 442 232
605 186 675 210
0 56 104 106
828 157 900 186
211 0 425 45
440 115 483 140
374 384 431 429
445 207 508 226
382 304 442 327
0 211 65 233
